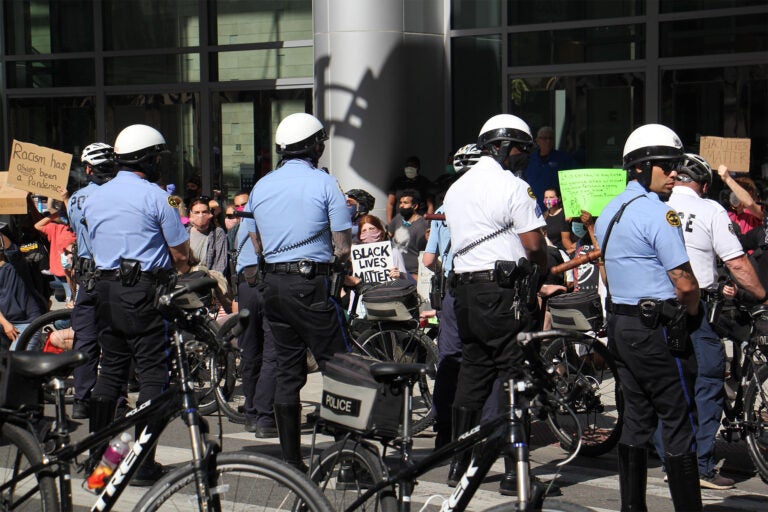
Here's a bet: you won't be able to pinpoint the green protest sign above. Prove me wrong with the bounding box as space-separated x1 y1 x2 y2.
558 168 627 218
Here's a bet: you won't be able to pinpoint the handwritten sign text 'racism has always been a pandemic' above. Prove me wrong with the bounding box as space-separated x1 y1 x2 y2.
7 140 72 198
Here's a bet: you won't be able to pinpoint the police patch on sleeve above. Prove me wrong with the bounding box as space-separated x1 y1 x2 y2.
527 187 535 200
666 211 681 227
167 196 181 208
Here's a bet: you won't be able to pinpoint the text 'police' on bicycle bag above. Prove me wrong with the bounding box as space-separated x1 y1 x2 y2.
361 280 420 322
320 352 404 438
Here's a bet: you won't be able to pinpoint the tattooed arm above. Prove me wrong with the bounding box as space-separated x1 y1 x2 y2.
667 262 700 315
332 229 352 264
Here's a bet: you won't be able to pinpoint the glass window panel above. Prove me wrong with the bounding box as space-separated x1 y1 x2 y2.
660 65 768 175
4 0 94 55
217 47 313 81
661 0 766 14
214 0 311 45
452 35 501 149
105 54 199 85
6 59 94 88
451 0 501 30
103 0 199 50
508 74 644 169
509 24 644 66
8 96 95 156
508 0 643 26
660 14 768 58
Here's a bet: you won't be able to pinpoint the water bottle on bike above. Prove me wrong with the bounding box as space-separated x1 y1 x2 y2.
85 432 133 492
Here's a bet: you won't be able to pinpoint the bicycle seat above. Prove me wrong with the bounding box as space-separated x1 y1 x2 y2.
369 362 428 383
8 350 89 379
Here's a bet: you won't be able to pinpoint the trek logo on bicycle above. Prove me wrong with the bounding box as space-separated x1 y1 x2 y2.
94 427 152 510
322 391 361 417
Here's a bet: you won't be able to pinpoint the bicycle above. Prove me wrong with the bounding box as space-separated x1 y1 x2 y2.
309 328 596 512
710 295 768 483
0 276 333 512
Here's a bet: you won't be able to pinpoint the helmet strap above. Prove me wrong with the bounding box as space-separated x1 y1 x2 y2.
634 162 652 191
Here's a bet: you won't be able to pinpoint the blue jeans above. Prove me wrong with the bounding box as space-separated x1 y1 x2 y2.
653 303 723 477
7 322 39 351
51 275 72 302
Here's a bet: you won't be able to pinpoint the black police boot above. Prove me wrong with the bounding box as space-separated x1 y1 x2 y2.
617 444 648 512
88 396 116 458
499 455 516 496
446 407 480 487
131 411 168 487
665 452 702 512
274 403 308 473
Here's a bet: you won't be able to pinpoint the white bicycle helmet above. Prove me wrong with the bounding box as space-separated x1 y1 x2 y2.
453 143 482 173
679 153 713 188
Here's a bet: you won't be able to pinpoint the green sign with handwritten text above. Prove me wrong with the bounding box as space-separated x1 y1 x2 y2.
558 168 627 218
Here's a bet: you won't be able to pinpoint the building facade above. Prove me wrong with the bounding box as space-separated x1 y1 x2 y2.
1 0 766 216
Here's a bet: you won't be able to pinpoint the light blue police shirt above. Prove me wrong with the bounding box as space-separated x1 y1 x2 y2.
68 182 99 259
424 205 453 276
83 170 189 271
594 180 689 305
248 159 352 263
234 217 259 273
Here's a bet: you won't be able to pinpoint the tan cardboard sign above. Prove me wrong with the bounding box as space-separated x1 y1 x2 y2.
7 140 72 197
699 136 750 173
0 172 29 214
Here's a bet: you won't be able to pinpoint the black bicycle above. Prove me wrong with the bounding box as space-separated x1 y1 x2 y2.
309 329 596 512
0 276 333 512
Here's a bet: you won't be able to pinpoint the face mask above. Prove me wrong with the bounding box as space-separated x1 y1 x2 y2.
61 252 72 269
404 166 418 179
506 152 530 173
399 207 414 219
571 221 587 239
224 217 238 230
445 164 455 175
347 203 359 221
360 229 382 243
543 198 559 209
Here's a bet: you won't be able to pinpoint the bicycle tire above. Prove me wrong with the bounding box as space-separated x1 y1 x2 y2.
482 499 594 511
0 422 59 512
542 335 623 457
134 451 333 511
744 364 768 483
355 325 437 435
214 314 246 424
310 440 397 512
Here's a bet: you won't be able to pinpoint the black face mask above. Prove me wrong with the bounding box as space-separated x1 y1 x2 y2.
399 207 414 220
505 152 530 173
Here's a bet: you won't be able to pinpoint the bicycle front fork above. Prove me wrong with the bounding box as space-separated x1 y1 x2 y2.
507 376 542 510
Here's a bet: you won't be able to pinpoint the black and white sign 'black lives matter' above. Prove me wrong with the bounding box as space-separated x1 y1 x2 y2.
350 241 395 284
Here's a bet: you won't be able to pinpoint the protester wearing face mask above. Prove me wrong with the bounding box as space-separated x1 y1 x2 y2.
348 215 410 284
345 188 375 241
387 190 429 281
542 188 575 254
386 156 435 224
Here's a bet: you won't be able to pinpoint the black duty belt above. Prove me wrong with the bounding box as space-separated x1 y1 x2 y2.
450 269 496 286
94 269 170 283
606 301 640 316
264 261 332 276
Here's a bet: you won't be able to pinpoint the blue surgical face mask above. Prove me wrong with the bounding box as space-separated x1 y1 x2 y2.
347 203 359 220
571 221 587 239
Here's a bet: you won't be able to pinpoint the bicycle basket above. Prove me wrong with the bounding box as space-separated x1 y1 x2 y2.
320 352 403 438
361 280 420 322
548 291 604 332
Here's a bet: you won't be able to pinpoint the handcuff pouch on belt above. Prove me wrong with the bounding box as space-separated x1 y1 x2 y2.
638 297 688 352
242 265 261 287
119 258 142 287
297 259 316 279
495 258 539 309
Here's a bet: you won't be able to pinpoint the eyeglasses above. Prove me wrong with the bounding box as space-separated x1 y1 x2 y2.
225 214 237 219
197 195 211 203
656 160 682 174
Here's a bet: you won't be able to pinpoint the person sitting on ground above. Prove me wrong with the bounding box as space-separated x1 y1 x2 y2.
0 233 43 350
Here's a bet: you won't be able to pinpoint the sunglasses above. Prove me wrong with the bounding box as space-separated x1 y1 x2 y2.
656 160 682 174
225 214 237 219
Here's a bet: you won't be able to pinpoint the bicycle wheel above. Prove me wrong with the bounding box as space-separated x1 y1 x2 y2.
310 440 397 512
483 499 593 511
356 326 437 435
542 334 623 457
134 451 333 511
744 364 768 483
0 422 59 512
182 336 222 416
214 314 246 424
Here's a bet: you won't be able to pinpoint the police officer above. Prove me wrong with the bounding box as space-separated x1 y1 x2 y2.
67 142 115 419
661 153 768 490
234 213 278 438
247 113 351 470
595 124 702 511
84 124 190 486
442 114 548 487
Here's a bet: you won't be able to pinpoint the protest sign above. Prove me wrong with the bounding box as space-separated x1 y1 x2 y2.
351 241 395 284
699 136 750 172
7 140 72 197
0 172 29 214
558 168 627 218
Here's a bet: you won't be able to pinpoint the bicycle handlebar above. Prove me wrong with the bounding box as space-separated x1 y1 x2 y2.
158 277 218 307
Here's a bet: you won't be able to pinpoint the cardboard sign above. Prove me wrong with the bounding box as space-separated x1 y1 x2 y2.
699 136 750 173
0 172 29 215
558 168 627 218
7 140 72 197
351 241 395 284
